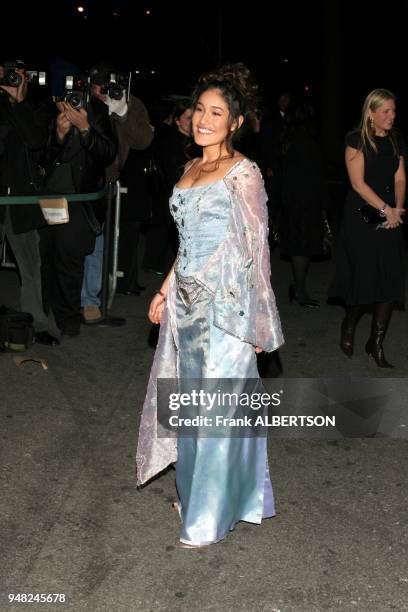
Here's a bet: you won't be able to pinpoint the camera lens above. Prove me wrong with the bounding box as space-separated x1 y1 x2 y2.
108 83 123 100
67 93 82 110
5 71 22 87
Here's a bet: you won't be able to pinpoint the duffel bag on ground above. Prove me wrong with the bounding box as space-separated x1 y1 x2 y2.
0 306 34 352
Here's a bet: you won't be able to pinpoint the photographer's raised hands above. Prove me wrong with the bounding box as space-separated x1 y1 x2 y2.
56 101 72 142
55 100 90 142
63 102 90 133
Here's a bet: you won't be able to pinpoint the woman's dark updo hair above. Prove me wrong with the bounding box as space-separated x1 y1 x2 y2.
191 63 259 155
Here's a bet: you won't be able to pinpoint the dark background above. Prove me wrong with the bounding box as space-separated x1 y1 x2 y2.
3 0 408 169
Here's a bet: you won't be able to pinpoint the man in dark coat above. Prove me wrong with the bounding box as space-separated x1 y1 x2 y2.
40 92 117 336
0 61 58 345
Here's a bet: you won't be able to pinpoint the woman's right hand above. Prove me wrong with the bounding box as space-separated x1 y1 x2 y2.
383 206 405 229
148 292 166 324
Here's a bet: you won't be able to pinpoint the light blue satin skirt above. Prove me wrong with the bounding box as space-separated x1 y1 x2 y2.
175 278 275 545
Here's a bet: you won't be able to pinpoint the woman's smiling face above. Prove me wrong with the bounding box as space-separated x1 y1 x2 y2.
370 98 396 135
192 88 232 147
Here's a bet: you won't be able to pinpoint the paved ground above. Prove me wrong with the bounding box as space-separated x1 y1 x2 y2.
1 246 407 612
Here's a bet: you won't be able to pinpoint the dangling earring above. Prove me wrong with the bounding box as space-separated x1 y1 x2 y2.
369 116 374 131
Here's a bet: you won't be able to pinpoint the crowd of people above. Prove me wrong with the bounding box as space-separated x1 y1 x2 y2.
0 59 154 340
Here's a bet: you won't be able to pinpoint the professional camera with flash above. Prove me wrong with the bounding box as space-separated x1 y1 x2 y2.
60 75 90 110
104 72 130 100
90 64 131 101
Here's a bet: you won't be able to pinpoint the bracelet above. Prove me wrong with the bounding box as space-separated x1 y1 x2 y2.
157 290 166 300
379 204 388 217
79 127 90 135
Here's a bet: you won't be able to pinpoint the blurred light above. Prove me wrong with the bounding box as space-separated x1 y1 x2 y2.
283 58 289 63
134 70 140 75
150 69 156 75
145 9 151 16
77 5 85 13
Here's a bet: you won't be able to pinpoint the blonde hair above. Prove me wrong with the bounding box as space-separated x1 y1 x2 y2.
359 88 399 155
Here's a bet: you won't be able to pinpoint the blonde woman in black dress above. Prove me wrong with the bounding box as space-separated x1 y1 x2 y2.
330 89 405 367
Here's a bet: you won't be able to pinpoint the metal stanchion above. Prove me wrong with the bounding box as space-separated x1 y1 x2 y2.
95 181 126 327
108 181 127 309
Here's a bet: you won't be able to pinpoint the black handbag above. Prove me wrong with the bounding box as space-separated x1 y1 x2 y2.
357 204 384 224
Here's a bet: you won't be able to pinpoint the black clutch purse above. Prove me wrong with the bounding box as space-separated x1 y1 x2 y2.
357 204 385 224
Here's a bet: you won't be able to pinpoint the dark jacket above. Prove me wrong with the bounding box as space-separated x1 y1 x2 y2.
0 90 52 233
43 98 117 231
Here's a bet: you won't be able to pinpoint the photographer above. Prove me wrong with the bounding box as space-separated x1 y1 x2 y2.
0 60 59 345
81 63 153 323
40 68 117 337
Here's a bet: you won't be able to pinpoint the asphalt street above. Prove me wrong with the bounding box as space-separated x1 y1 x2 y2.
1 247 407 612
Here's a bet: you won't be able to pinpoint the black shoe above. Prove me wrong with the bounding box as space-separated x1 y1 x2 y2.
34 331 60 346
288 285 320 309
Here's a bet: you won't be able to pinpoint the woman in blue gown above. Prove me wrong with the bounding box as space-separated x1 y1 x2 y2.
136 64 284 547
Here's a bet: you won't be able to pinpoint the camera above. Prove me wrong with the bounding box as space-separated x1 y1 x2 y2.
0 62 23 87
102 72 130 101
60 75 90 110
89 64 131 101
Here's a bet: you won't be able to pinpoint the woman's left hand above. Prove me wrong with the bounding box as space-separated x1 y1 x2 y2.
383 207 405 229
255 346 263 353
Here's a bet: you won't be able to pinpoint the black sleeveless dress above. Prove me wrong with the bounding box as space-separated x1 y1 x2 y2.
329 131 406 305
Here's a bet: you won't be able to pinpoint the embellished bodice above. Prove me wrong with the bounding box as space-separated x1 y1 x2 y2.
170 179 232 275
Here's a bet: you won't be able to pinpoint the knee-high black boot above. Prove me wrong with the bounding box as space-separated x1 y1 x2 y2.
365 302 394 368
340 304 364 358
